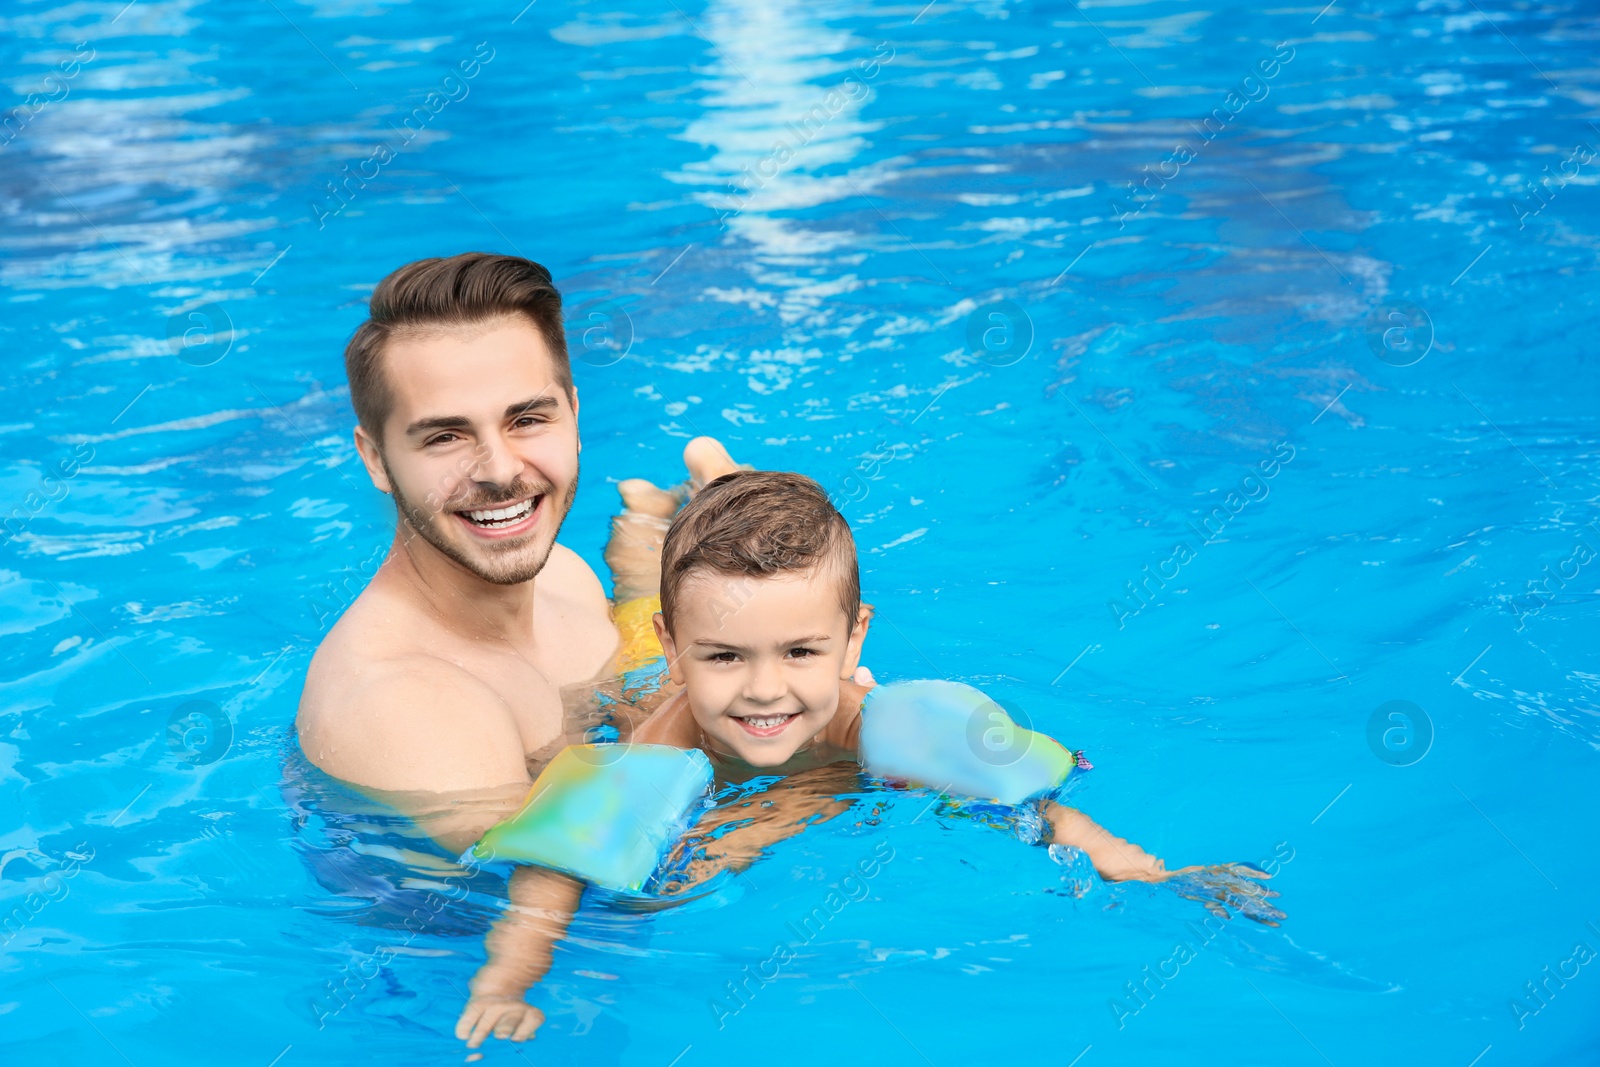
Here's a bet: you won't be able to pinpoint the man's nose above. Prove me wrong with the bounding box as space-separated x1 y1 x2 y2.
472 435 524 489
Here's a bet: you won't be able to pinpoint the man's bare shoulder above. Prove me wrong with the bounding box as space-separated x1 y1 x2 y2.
535 543 620 679
296 544 612 791
298 620 530 793
540 542 610 612
299 577 436 704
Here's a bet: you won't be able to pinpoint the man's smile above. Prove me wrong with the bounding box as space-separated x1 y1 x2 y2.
454 493 544 537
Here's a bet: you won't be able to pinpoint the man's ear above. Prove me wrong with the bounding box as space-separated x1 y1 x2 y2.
570 386 581 453
840 602 873 679
652 612 686 685
353 424 392 494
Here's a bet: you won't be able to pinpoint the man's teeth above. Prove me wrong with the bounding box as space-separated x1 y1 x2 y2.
741 714 793 729
465 498 535 527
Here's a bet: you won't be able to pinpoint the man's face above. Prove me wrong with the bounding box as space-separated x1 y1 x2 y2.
653 567 867 768
355 315 579 585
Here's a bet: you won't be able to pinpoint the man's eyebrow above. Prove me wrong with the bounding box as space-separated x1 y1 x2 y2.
403 396 560 438
404 414 471 437
506 395 560 420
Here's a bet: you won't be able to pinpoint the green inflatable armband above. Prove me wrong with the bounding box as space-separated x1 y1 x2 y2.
469 743 713 893
859 680 1079 805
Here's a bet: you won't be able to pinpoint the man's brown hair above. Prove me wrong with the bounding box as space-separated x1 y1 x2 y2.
659 470 860 633
344 253 573 442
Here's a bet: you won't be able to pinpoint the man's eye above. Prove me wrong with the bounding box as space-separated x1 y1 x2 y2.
513 414 548 428
426 433 460 446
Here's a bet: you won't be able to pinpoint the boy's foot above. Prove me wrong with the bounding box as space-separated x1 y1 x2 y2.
612 435 746 517
617 478 681 519
684 436 746 492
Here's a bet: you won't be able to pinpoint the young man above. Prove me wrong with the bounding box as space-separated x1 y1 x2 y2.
295 252 739 846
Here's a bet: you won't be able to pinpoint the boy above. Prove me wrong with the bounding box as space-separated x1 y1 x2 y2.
457 470 1278 1049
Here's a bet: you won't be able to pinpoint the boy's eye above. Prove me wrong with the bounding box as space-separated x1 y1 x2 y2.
786 647 818 659
708 651 739 663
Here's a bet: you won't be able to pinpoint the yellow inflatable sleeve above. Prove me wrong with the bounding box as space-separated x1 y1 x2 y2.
613 594 664 673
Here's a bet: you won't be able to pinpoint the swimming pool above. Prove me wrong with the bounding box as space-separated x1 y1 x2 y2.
4 0 1598 1062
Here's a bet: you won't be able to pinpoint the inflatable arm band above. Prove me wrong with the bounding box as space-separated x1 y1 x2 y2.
858 680 1079 806
469 743 713 893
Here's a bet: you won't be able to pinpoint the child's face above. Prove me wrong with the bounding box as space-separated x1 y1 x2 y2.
653 566 868 768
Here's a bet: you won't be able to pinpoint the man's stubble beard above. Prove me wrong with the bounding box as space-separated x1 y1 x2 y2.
385 457 580 586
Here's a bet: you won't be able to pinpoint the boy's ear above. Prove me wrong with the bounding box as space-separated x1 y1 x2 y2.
652 612 686 685
840 602 872 679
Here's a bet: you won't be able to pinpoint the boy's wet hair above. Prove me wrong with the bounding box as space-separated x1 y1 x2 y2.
658 470 860 633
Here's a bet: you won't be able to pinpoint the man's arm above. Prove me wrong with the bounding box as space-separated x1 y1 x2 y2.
297 659 533 853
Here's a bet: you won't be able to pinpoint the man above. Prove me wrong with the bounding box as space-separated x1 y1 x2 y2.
295 252 734 847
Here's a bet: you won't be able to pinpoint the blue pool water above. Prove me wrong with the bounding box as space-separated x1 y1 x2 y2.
3 0 1598 1062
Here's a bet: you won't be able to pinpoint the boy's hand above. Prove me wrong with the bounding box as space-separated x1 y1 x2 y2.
1163 863 1285 926
456 995 545 1048
1041 802 1287 927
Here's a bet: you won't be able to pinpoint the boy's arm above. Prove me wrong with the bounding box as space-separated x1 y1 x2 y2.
1040 801 1173 882
627 682 874 889
658 761 863 891
628 689 700 747
455 866 584 1049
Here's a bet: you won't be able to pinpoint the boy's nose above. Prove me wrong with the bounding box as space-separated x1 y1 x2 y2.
744 659 787 704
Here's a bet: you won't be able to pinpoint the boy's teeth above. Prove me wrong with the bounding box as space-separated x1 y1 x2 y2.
466 499 534 526
743 714 792 729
